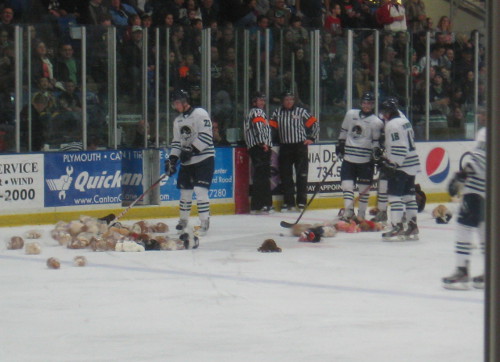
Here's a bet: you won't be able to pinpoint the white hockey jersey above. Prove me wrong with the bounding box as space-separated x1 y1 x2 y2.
170 107 215 165
339 110 384 164
384 116 421 176
463 127 486 198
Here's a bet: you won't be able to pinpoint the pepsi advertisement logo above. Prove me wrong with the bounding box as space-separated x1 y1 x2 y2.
426 147 450 183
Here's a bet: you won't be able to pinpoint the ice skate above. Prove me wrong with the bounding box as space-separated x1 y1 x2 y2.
194 218 210 236
281 204 296 213
175 219 188 234
404 218 419 240
339 208 354 222
472 274 484 289
371 210 388 223
251 206 271 215
442 267 470 290
382 223 405 241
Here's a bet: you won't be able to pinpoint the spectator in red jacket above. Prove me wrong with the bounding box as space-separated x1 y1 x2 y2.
376 0 407 32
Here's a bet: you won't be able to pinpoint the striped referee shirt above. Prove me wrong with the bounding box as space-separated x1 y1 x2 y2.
269 106 319 144
244 107 272 149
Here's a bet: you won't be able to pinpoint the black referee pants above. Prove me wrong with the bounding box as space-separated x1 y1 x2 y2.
278 142 309 207
249 145 272 211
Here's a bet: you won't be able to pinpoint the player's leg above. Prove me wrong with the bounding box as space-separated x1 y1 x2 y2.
176 165 194 233
192 157 215 235
382 170 406 240
443 193 483 289
372 169 388 223
356 162 374 220
402 176 419 240
340 160 355 221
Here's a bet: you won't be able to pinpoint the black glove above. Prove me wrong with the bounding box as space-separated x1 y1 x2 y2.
336 139 345 159
180 145 199 163
165 155 178 176
448 170 467 197
372 147 384 163
382 159 398 176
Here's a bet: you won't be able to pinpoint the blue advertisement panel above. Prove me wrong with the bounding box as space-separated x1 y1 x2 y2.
159 147 233 202
44 150 141 207
121 150 146 203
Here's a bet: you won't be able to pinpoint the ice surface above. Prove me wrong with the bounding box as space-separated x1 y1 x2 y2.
0 204 484 362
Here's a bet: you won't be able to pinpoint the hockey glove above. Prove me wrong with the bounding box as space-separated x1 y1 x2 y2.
180 145 199 163
372 147 384 163
381 159 398 176
448 170 467 197
165 155 178 176
336 139 345 159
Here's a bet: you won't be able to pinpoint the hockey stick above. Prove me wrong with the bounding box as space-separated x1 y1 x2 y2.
110 173 168 226
280 157 339 228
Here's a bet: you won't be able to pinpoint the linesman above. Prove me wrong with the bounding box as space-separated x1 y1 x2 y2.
270 91 319 212
244 92 273 214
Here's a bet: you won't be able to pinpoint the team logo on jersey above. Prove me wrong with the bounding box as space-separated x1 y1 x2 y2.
426 147 450 183
351 125 363 139
180 125 194 142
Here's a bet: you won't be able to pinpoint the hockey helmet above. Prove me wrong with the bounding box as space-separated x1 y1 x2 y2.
379 99 399 115
386 96 400 108
361 91 375 102
171 89 190 103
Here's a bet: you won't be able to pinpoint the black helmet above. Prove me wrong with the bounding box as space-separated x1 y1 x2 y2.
386 96 400 108
281 90 294 99
379 100 399 115
171 89 190 103
252 91 266 102
361 91 375 102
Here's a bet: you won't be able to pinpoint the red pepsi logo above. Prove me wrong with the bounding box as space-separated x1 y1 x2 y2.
426 147 450 183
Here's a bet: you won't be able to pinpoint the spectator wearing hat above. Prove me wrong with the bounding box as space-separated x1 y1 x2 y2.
266 0 291 27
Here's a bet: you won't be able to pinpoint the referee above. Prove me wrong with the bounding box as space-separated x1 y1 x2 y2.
244 91 273 214
270 91 319 212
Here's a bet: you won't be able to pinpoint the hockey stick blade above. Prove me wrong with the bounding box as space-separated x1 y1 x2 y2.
280 220 297 228
279 157 339 229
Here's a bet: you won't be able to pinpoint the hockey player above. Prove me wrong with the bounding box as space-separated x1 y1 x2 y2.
378 100 421 241
244 92 273 214
164 89 215 236
372 97 407 223
270 91 319 212
442 112 486 290
336 91 384 221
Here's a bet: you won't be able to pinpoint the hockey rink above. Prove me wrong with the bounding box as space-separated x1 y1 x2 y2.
0 203 484 361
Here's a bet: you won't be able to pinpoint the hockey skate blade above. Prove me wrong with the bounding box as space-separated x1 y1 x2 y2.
382 235 406 242
443 282 470 291
404 234 419 241
472 281 485 289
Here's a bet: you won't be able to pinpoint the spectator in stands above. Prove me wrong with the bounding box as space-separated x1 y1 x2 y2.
455 47 475 79
337 0 362 29
294 47 310 104
0 29 11 56
170 24 188 63
404 0 426 33
200 0 219 27
141 13 153 28
120 25 148 100
59 80 82 111
270 9 287 41
267 0 291 27
435 16 455 43
20 93 50 151
0 7 14 39
31 41 57 89
295 0 324 29
33 76 57 111
376 0 407 32
417 43 445 71
358 0 379 29
447 106 465 129
0 42 14 93
324 3 342 35
80 0 108 25
109 0 138 28
54 43 80 85
289 15 309 51
429 72 450 114
218 0 257 28
184 0 202 21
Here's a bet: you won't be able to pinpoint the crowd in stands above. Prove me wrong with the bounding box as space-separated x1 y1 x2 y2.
0 0 486 151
